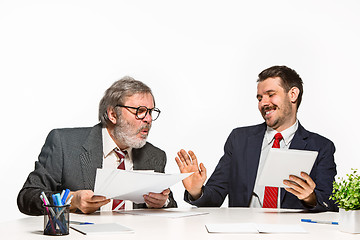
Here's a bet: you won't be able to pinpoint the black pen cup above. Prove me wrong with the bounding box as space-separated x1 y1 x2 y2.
43 204 70 236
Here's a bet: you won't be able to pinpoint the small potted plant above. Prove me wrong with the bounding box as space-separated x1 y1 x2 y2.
330 168 360 233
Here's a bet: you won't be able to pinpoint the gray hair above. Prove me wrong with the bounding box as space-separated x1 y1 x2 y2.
98 76 154 127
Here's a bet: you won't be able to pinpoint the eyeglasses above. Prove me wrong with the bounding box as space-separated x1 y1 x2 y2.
116 105 161 121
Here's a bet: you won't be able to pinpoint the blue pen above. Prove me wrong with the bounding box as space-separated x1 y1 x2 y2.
52 194 59 206
301 219 339 225
55 193 62 206
61 189 70 205
70 221 94 225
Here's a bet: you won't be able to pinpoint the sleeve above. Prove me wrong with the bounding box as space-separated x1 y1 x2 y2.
304 139 338 212
159 150 177 208
183 131 235 207
133 147 178 209
17 130 64 216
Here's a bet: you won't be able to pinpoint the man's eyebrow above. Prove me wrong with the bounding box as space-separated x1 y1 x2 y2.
265 90 276 93
256 90 277 99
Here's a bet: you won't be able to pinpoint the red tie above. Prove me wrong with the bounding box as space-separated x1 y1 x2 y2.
112 150 126 210
263 133 283 208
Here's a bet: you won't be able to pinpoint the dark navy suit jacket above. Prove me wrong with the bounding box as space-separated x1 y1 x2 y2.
185 122 338 212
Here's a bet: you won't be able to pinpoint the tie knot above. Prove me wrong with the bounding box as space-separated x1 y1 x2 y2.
272 133 283 149
114 149 126 159
274 133 283 141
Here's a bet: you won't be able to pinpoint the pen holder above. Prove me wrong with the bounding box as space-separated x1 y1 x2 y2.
43 204 70 236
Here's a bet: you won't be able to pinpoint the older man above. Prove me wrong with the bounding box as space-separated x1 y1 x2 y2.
18 76 177 215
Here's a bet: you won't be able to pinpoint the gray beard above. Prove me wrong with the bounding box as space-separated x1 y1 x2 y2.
113 118 150 149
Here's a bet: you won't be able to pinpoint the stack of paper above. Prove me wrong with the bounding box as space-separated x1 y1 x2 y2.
206 223 307 234
94 169 193 203
70 223 133 235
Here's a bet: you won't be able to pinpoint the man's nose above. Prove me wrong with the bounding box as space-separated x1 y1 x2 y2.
142 111 153 123
259 96 270 107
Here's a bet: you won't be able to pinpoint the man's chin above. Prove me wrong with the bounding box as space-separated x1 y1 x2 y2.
131 138 147 149
265 118 276 128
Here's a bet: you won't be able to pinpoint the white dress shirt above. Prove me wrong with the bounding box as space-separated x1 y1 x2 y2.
249 120 299 208
100 127 134 211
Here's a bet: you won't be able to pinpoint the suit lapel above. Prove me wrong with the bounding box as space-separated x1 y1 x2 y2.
132 144 161 172
288 123 309 150
80 124 103 190
132 148 148 170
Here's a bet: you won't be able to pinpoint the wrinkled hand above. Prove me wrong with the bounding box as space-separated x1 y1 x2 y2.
283 172 317 207
143 189 170 208
69 190 110 214
175 149 207 200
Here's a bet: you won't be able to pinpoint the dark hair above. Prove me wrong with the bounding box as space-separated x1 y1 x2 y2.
98 76 154 127
257 65 303 109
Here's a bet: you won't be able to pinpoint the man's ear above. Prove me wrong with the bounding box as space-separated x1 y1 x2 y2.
107 107 118 125
289 87 300 104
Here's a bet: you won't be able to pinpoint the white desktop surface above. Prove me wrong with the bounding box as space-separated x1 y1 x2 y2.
1 208 357 239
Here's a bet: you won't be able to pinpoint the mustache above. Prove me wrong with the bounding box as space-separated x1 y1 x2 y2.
262 105 277 112
136 124 151 134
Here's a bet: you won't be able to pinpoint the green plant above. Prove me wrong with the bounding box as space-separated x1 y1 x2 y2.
330 169 360 211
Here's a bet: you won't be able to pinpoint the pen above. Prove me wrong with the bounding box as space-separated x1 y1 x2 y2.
55 195 73 219
65 194 73 205
41 192 56 216
41 192 51 205
52 194 59 206
61 189 70 205
60 190 65 200
55 193 62 206
70 221 94 225
301 219 339 225
41 195 56 233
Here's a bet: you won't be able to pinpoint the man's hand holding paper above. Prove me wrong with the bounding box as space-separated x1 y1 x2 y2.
256 148 319 207
143 189 170 208
93 169 193 204
283 172 317 207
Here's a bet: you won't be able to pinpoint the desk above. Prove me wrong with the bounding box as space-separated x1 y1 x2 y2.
1 208 357 239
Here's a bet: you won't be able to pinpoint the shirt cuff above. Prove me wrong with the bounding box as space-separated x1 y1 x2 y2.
188 189 204 202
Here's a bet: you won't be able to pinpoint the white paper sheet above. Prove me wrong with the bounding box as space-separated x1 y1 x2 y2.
257 223 307 233
93 169 193 203
206 223 307 234
70 223 134 235
206 223 258 233
118 209 209 218
257 148 318 187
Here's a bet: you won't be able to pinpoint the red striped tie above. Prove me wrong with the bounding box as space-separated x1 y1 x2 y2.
112 150 126 210
263 133 283 208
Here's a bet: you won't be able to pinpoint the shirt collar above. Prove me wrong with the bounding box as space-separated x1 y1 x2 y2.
265 120 299 146
102 127 131 158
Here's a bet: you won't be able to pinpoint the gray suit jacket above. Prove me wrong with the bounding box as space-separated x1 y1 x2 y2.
17 124 177 215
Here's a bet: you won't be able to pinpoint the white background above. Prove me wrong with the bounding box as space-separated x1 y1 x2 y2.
1 0 359 223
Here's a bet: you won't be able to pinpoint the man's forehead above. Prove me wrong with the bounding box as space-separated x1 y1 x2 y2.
257 77 284 92
123 92 154 106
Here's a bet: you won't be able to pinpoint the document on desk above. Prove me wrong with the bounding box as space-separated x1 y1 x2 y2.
118 209 209 218
257 148 318 187
70 223 134 235
93 169 193 203
206 223 307 234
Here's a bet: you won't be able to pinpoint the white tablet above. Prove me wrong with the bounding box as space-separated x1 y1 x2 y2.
257 148 318 187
